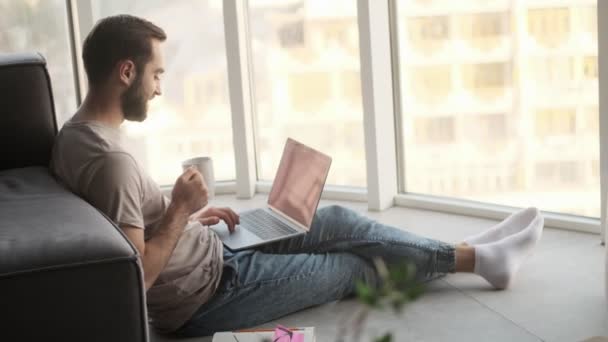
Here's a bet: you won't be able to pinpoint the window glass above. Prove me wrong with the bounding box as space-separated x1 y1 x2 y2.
398 1 599 217
248 0 367 187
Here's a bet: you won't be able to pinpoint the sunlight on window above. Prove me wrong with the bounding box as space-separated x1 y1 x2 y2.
249 0 367 188
398 0 599 217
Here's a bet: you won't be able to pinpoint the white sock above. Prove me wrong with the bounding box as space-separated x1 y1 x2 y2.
473 212 543 289
464 207 541 246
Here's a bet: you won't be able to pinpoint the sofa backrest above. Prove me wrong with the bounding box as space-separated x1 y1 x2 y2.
0 52 58 171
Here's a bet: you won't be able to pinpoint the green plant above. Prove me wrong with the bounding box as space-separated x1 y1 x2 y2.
335 257 424 342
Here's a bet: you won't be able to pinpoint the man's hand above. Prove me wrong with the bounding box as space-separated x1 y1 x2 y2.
171 166 208 214
190 206 240 233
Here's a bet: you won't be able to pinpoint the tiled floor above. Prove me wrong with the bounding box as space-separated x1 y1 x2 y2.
150 194 608 342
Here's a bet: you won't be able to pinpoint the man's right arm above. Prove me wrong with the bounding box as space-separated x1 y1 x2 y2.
122 202 189 290
83 154 208 290
123 166 209 291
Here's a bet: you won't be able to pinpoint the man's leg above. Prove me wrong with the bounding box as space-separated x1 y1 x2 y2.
257 204 541 287
257 205 457 281
173 205 458 337
173 249 379 337
455 245 475 272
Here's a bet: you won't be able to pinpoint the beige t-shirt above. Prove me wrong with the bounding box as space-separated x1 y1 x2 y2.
50 119 223 333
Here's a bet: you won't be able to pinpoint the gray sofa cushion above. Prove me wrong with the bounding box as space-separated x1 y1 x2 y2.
0 167 137 274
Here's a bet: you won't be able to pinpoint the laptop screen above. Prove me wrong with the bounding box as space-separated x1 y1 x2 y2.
268 138 332 229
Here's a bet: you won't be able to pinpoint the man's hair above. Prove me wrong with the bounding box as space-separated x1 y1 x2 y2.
82 14 166 87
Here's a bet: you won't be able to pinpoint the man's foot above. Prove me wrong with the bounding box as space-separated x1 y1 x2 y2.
463 207 541 246
473 212 544 289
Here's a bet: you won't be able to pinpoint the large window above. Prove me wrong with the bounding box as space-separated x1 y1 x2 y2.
397 1 599 217
248 0 367 188
90 0 235 185
3 0 604 224
0 0 77 125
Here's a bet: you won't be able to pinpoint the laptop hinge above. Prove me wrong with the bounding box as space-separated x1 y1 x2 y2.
268 204 310 232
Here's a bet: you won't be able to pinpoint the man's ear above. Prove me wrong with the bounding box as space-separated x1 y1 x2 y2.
118 60 136 86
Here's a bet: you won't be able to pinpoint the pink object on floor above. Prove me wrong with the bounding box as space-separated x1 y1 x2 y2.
273 325 304 342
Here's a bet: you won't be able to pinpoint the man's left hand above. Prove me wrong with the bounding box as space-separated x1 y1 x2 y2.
190 206 240 232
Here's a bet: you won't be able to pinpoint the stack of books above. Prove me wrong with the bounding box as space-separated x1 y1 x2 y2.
212 326 316 342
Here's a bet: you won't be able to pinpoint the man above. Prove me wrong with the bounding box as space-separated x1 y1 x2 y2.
50 15 544 337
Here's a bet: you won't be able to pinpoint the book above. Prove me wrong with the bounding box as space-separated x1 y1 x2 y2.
212 326 315 342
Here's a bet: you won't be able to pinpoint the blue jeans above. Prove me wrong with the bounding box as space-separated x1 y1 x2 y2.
173 205 456 337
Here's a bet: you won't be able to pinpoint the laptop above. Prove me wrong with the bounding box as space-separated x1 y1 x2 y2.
210 137 332 251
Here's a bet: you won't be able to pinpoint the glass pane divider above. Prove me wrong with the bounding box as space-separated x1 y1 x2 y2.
387 0 407 195
65 0 83 105
224 0 257 199
598 0 608 244
357 0 400 211
69 0 94 106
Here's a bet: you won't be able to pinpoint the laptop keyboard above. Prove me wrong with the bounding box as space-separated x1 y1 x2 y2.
240 210 300 240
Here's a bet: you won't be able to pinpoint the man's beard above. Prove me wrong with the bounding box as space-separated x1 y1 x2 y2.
121 74 148 122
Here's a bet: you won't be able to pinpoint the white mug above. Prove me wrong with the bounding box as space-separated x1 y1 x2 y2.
181 157 215 199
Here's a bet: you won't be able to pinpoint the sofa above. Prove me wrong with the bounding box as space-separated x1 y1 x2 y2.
0 52 149 341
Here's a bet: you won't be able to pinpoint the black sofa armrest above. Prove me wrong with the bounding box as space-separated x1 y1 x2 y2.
0 167 149 341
